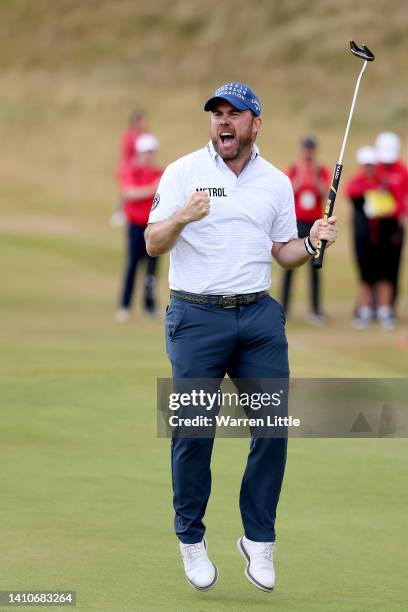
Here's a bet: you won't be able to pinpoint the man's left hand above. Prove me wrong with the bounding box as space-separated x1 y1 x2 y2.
309 216 338 249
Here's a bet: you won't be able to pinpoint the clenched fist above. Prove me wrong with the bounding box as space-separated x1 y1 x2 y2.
180 191 211 224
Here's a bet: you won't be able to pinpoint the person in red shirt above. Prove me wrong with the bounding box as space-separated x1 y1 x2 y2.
346 135 408 331
346 146 383 328
119 110 148 174
111 111 149 226
375 132 408 317
116 134 162 322
281 136 330 324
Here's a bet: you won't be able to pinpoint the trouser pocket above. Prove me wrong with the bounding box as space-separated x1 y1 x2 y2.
166 299 187 340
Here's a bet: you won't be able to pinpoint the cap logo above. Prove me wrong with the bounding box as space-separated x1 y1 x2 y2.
251 98 260 110
214 82 248 102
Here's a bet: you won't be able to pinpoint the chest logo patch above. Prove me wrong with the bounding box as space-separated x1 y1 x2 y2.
151 192 160 211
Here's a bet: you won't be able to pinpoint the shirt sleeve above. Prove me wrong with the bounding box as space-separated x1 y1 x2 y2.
270 176 298 242
148 161 186 223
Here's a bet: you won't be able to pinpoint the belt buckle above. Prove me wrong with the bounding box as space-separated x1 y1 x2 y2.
222 295 238 309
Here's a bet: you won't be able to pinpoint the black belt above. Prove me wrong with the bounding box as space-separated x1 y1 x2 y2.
170 289 268 309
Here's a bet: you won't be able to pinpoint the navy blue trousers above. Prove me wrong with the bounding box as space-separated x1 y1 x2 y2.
166 294 289 544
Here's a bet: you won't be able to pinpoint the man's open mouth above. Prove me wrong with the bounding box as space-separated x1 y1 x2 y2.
219 132 235 144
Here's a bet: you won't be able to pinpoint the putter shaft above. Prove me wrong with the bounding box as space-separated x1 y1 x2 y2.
338 61 368 165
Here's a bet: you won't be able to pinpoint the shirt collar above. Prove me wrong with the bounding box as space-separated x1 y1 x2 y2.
206 140 259 165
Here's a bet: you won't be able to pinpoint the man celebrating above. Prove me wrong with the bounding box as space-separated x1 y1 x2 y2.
145 82 337 592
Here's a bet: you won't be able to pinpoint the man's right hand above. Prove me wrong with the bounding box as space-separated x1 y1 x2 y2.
179 191 210 224
146 191 210 257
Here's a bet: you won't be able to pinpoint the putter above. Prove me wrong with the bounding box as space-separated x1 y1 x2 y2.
313 40 375 269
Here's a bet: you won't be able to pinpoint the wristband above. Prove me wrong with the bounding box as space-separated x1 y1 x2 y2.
304 235 317 256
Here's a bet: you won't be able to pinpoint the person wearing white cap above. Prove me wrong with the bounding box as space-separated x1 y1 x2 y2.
112 111 149 226
375 132 408 320
116 134 162 322
346 141 406 330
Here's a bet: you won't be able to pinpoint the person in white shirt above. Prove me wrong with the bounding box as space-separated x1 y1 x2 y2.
146 82 337 593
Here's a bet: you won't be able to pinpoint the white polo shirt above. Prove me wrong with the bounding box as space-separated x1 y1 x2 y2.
148 141 298 294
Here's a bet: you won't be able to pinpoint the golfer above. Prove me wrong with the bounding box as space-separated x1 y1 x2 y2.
145 82 337 592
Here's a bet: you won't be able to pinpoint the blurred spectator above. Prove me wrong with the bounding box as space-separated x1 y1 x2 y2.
116 134 162 323
346 135 408 330
375 132 408 310
111 111 149 228
281 136 330 324
119 110 148 173
346 146 381 329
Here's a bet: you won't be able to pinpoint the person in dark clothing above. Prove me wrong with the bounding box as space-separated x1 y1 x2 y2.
375 132 408 315
116 134 162 322
281 137 330 324
346 141 407 330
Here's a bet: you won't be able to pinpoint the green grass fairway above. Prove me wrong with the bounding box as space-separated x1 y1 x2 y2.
1 214 407 612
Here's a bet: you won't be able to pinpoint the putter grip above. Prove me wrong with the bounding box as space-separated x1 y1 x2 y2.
313 163 343 269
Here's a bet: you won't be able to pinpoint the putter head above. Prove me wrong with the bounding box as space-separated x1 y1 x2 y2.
350 40 375 61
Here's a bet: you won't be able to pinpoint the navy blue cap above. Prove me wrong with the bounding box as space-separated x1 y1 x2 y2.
204 82 261 117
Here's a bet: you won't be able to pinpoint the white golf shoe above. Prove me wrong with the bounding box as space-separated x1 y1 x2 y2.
237 535 275 592
179 538 218 591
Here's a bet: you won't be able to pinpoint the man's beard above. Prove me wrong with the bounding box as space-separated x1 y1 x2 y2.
211 132 253 161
